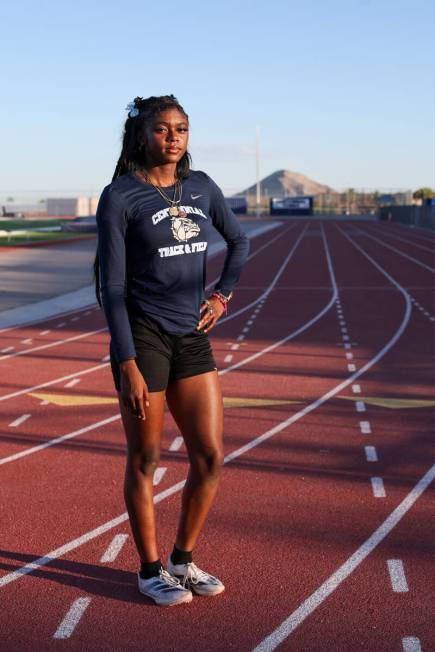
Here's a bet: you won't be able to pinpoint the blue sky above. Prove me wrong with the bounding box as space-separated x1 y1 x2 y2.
1 0 434 199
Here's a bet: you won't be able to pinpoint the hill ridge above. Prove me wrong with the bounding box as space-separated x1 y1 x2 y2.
237 169 336 197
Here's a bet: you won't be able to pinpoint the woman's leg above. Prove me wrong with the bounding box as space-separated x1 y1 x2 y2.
118 390 166 562
166 370 224 552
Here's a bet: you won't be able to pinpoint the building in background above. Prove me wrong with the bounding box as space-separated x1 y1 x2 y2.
46 196 99 217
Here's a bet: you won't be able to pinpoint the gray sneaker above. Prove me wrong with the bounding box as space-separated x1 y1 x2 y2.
137 568 193 606
167 559 225 596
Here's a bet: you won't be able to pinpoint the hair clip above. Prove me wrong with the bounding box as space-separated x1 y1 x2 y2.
125 101 139 118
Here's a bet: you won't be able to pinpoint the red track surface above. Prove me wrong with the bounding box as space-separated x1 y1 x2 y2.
0 220 433 651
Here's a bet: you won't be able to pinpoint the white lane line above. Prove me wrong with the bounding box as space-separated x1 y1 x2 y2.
204 222 295 297
0 304 97 337
345 352 353 360
21 338 32 344
237 334 245 341
84 311 92 316
0 480 188 589
251 464 435 652
53 597 91 639
216 224 309 328
0 262 335 458
64 378 80 388
224 354 233 363
100 534 128 563
0 415 120 466
40 400 49 406
344 343 352 350
347 363 356 372
169 436 183 451
359 421 372 434
101 354 110 362
342 334 350 341
387 559 409 592
0 327 107 363
0 361 108 403
55 322 66 328
71 317 79 322
379 228 435 254
363 231 435 274
402 636 423 652
356 401 366 412
341 327 348 334
230 344 240 351
1 346 14 353
352 384 361 393
247 319 255 324
220 224 337 379
9 414 31 427
0 222 417 590
242 327 250 333
153 467 167 486
371 477 386 498
364 445 378 462
39 330 51 336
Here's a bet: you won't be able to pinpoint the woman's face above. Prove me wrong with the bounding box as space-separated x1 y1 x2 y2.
144 108 189 166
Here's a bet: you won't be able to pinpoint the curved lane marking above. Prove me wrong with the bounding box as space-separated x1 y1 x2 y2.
250 221 419 650
0 222 417 591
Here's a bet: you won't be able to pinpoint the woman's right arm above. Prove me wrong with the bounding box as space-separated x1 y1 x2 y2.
96 187 149 419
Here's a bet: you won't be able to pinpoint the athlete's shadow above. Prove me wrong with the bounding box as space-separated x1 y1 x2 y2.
0 549 156 605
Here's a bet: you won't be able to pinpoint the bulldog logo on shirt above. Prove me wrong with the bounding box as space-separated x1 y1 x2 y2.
170 215 201 242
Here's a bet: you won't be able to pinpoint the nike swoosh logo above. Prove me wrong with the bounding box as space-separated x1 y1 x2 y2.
191 194 202 199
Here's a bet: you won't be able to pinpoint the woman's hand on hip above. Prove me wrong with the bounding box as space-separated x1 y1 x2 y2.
197 297 225 334
119 359 150 420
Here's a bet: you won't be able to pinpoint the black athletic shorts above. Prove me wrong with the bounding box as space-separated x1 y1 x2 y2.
109 309 217 393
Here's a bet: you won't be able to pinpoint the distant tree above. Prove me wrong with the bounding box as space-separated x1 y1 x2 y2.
6 196 14 202
413 187 435 200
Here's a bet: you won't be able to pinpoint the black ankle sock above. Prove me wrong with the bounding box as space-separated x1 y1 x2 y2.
139 559 163 579
171 544 193 565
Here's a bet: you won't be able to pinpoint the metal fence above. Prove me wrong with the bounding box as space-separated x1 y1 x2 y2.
379 204 435 231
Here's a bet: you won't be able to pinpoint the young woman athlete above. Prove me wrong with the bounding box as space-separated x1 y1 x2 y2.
94 95 249 606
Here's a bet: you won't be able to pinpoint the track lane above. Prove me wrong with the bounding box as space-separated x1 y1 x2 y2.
248 222 433 651
0 222 336 569
0 220 433 652
0 223 300 405
0 225 288 359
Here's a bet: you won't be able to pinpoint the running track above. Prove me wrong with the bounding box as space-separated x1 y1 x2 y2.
0 220 433 651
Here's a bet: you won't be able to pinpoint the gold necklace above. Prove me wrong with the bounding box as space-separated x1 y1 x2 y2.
136 169 186 218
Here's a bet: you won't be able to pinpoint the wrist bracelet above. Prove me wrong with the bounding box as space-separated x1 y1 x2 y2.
213 290 233 303
211 292 228 313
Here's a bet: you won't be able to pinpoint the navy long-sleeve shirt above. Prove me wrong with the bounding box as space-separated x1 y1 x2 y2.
96 170 250 363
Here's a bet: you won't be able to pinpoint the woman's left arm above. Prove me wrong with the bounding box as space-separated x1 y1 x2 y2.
197 173 250 333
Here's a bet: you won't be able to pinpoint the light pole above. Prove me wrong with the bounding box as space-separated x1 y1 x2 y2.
255 126 261 218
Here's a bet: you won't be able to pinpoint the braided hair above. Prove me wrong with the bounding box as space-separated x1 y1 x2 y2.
93 94 192 306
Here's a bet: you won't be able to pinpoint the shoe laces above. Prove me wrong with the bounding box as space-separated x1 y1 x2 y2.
180 562 211 587
159 568 182 587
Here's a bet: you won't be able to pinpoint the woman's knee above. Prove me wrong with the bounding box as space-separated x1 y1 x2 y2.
126 449 161 479
192 446 224 480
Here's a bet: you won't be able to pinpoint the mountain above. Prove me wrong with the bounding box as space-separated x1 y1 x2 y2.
237 169 335 197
